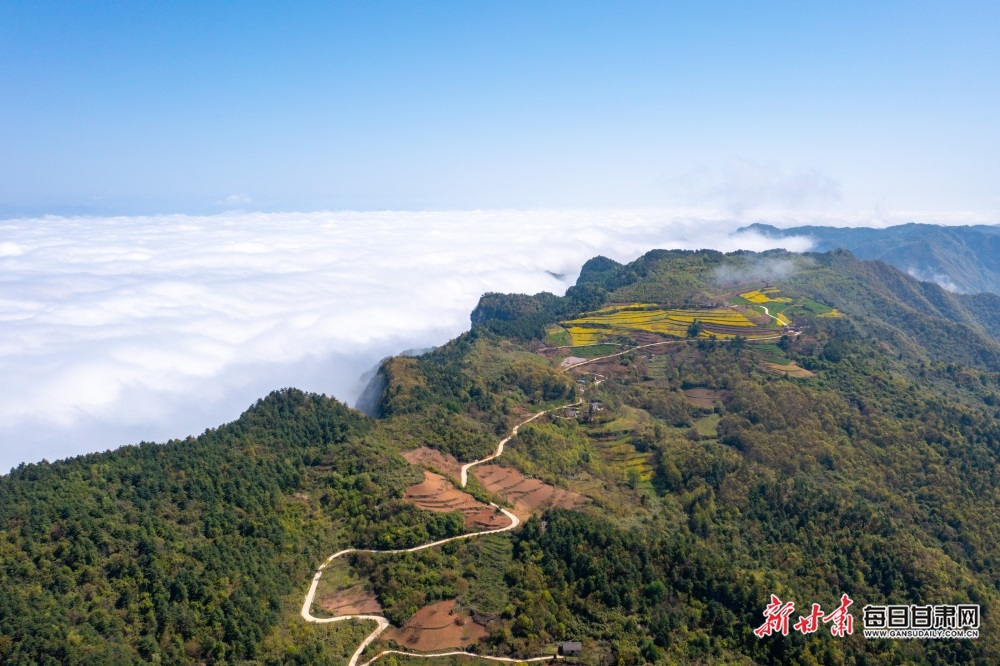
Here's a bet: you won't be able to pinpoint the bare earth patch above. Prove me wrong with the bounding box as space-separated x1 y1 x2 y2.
633 331 674 346
401 447 463 484
560 356 587 368
320 584 383 616
683 388 730 408
383 599 487 652
473 464 586 521
763 361 815 378
569 358 627 380
403 470 510 531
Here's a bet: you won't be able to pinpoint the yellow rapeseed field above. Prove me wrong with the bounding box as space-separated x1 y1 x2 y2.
565 326 604 346
739 290 771 303
740 289 792 304
592 303 659 313
562 306 762 343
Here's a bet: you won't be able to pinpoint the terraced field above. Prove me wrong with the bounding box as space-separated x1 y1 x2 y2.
738 288 792 304
682 388 729 408
473 464 586 520
562 325 604 346
403 471 510 530
401 446 463 484
750 343 788 363
731 288 839 325
602 439 655 483
763 361 816 378
585 418 656 484
382 599 487 652
560 303 769 346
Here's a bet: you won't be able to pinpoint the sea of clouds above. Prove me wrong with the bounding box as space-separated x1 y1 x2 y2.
0 209 818 472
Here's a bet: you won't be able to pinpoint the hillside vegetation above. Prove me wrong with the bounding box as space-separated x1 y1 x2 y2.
743 222 1000 296
4 249 1000 664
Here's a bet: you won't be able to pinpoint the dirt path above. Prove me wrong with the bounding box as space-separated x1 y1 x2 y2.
305 335 766 664
300 507 522 666
405 470 510 530
759 304 782 326
301 405 575 666
359 650 561 666
460 404 578 487
562 333 784 370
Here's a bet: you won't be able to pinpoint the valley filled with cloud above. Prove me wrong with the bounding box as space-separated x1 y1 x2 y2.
3 209 820 471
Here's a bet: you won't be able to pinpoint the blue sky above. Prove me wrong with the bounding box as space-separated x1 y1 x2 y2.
1 1 998 215
1 1 998 467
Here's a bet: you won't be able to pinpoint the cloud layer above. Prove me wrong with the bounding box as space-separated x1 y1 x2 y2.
662 158 844 214
0 209 814 471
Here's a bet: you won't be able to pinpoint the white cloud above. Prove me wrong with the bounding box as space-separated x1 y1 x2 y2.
663 158 843 214
222 194 253 205
0 209 814 472
907 267 961 293
0 242 26 257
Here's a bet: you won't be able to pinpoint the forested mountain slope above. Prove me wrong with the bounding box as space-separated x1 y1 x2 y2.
743 222 1000 295
4 249 1000 665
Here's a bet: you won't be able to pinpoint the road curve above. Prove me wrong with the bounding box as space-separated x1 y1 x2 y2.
359 650 563 666
302 335 767 664
302 406 574 665
759 305 780 325
300 506 522 666
460 403 579 486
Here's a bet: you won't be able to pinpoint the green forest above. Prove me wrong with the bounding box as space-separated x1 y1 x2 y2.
4 249 1000 664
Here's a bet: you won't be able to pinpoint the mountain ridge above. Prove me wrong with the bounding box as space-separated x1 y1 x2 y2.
4 248 1000 664
740 222 1000 295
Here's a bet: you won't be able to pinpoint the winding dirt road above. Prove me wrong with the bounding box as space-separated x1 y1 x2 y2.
759 304 781 325
299 511 521 666
302 404 578 666
359 650 560 666
460 406 574 486
302 333 782 664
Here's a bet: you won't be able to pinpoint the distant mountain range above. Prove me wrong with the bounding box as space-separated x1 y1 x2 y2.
741 222 1000 295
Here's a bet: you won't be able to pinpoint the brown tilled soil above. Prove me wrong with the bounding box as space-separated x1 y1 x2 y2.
383 599 487 651
572 359 626 379
473 464 586 521
319 584 383 616
763 361 815 378
634 332 673 346
401 447 463 484
403 471 510 531
683 387 730 408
